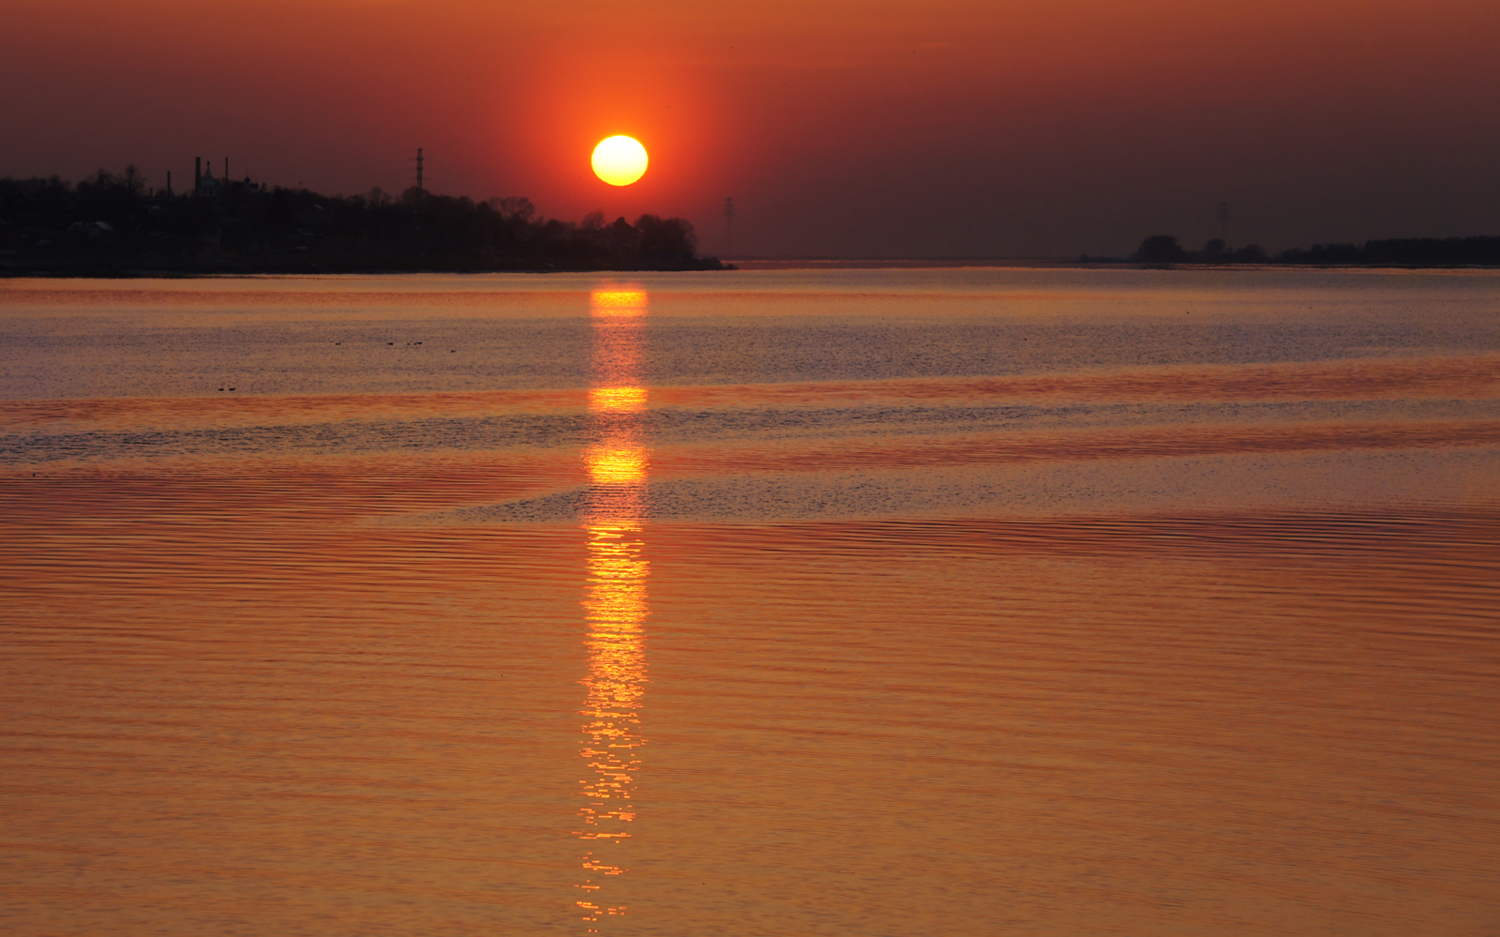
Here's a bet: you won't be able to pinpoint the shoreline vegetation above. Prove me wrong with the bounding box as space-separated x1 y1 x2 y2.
1094 233 1500 268
0 168 729 276
3 168 1497 276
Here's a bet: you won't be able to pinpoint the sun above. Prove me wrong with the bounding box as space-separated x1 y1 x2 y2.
592 136 648 186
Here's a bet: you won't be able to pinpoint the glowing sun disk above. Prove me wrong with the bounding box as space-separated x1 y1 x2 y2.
592 136 648 186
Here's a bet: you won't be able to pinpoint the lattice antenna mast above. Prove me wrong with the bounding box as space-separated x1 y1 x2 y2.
724 197 736 257
416 148 425 191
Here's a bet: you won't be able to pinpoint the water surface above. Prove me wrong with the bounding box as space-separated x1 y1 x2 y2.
3 268 1498 936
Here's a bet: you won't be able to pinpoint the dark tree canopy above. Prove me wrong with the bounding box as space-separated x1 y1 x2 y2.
0 170 728 275
1108 233 1496 266
1132 235 1188 263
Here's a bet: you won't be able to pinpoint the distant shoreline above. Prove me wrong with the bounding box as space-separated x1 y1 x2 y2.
4 169 1496 276
0 262 733 279
709 258 1500 272
9 258 1500 279
5 167 1494 275
0 171 730 278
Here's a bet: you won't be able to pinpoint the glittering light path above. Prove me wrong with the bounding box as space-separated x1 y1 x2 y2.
574 288 651 929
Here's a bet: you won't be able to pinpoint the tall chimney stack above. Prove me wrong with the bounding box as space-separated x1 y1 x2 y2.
194 157 201 197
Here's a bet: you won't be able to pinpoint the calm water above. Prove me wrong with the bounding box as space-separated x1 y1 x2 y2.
2 268 1498 936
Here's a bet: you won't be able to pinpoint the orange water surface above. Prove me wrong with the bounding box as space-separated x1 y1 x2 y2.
2 269 1498 936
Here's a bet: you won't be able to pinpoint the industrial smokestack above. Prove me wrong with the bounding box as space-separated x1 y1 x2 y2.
195 157 201 197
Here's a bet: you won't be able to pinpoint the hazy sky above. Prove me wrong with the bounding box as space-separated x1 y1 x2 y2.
4 0 1498 258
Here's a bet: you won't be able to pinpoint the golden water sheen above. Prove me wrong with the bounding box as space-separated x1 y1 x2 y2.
2 270 1498 936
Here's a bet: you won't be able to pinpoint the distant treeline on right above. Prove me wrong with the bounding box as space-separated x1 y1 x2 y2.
1099 235 1500 266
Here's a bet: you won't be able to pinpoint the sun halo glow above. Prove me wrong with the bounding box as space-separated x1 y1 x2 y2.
592 136 648 186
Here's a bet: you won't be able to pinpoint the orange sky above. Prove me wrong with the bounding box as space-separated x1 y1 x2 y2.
4 0 1498 257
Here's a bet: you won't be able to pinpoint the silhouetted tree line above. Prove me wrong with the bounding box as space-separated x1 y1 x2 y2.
0 168 727 275
1114 234 1500 266
1277 236 1500 266
1125 236 1269 264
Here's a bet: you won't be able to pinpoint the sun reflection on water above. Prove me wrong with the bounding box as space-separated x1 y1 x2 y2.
588 289 648 315
586 446 647 485
589 386 648 414
574 288 650 930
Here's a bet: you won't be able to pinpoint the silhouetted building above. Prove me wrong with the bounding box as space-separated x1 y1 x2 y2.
197 159 217 199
